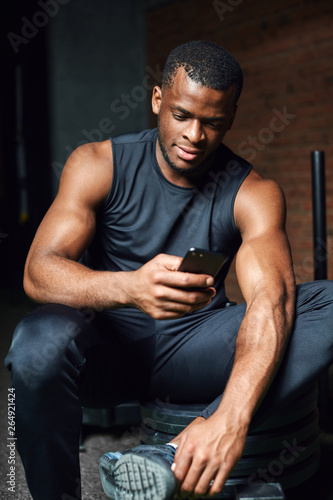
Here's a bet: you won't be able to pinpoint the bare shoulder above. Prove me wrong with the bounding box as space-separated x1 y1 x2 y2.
58 139 113 209
234 169 287 237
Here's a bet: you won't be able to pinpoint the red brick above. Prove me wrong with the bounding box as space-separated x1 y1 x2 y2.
146 0 333 286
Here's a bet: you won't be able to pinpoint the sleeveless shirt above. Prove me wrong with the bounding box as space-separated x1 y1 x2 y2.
83 128 252 309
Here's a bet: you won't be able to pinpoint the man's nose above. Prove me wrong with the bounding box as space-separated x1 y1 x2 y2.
183 120 205 144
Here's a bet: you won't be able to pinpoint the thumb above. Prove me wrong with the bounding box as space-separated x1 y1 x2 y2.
154 253 183 272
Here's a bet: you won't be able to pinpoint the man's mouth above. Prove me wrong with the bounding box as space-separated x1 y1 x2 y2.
176 146 203 162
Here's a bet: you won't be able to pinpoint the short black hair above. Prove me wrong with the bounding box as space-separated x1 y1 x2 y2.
162 40 243 103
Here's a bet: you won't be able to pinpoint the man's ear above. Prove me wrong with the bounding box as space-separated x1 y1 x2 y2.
152 86 162 116
228 104 238 131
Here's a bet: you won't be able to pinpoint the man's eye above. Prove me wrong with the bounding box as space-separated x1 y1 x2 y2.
173 114 186 121
208 122 222 129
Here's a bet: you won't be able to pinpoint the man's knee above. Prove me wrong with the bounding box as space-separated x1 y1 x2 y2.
318 280 333 327
319 278 333 301
312 278 333 295
297 279 333 310
5 304 87 389
295 280 333 356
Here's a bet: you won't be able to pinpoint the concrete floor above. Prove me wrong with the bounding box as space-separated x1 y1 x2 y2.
1 291 333 500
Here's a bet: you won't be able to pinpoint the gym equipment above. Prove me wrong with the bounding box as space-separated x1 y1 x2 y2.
140 384 320 499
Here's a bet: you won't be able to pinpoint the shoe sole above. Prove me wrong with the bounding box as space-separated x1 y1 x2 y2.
99 453 176 500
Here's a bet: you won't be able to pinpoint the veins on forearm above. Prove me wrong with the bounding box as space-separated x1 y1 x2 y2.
218 294 294 424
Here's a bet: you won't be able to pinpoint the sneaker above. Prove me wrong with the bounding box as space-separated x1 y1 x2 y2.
99 444 176 499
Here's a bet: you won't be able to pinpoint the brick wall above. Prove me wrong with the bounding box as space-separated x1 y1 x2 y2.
145 0 333 302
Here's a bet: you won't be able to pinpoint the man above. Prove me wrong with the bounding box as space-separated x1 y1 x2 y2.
5 41 333 500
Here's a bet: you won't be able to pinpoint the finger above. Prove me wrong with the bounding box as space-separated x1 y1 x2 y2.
179 457 220 498
153 285 216 308
174 271 215 289
189 465 218 498
172 446 192 483
173 445 210 497
146 296 214 320
207 465 230 497
155 269 215 291
152 255 215 289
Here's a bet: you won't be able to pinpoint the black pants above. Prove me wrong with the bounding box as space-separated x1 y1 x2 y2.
5 280 333 499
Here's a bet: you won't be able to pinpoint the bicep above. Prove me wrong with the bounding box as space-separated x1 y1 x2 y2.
26 141 112 264
236 229 294 306
234 174 295 307
27 202 96 263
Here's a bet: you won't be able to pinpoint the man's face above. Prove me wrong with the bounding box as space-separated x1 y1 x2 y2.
152 67 237 186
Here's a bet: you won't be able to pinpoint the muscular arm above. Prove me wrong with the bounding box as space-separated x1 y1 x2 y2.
215 172 296 420
24 141 116 308
224 173 295 423
24 141 215 316
172 171 296 496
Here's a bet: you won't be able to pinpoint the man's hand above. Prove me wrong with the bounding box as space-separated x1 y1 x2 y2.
125 253 216 320
171 415 247 498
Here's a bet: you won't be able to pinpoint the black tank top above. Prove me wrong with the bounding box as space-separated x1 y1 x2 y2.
83 128 252 309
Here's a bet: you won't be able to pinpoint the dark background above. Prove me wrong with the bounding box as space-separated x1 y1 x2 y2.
1 1 51 292
0 0 148 296
0 2 332 499
0 0 332 303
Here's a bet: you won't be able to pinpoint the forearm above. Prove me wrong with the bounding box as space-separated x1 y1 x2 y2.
24 252 216 317
24 253 132 310
214 289 295 429
171 297 294 497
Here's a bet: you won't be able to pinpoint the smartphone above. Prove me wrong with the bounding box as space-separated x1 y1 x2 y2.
178 247 227 278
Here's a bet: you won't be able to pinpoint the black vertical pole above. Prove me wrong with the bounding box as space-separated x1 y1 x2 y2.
311 150 329 424
311 150 327 280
